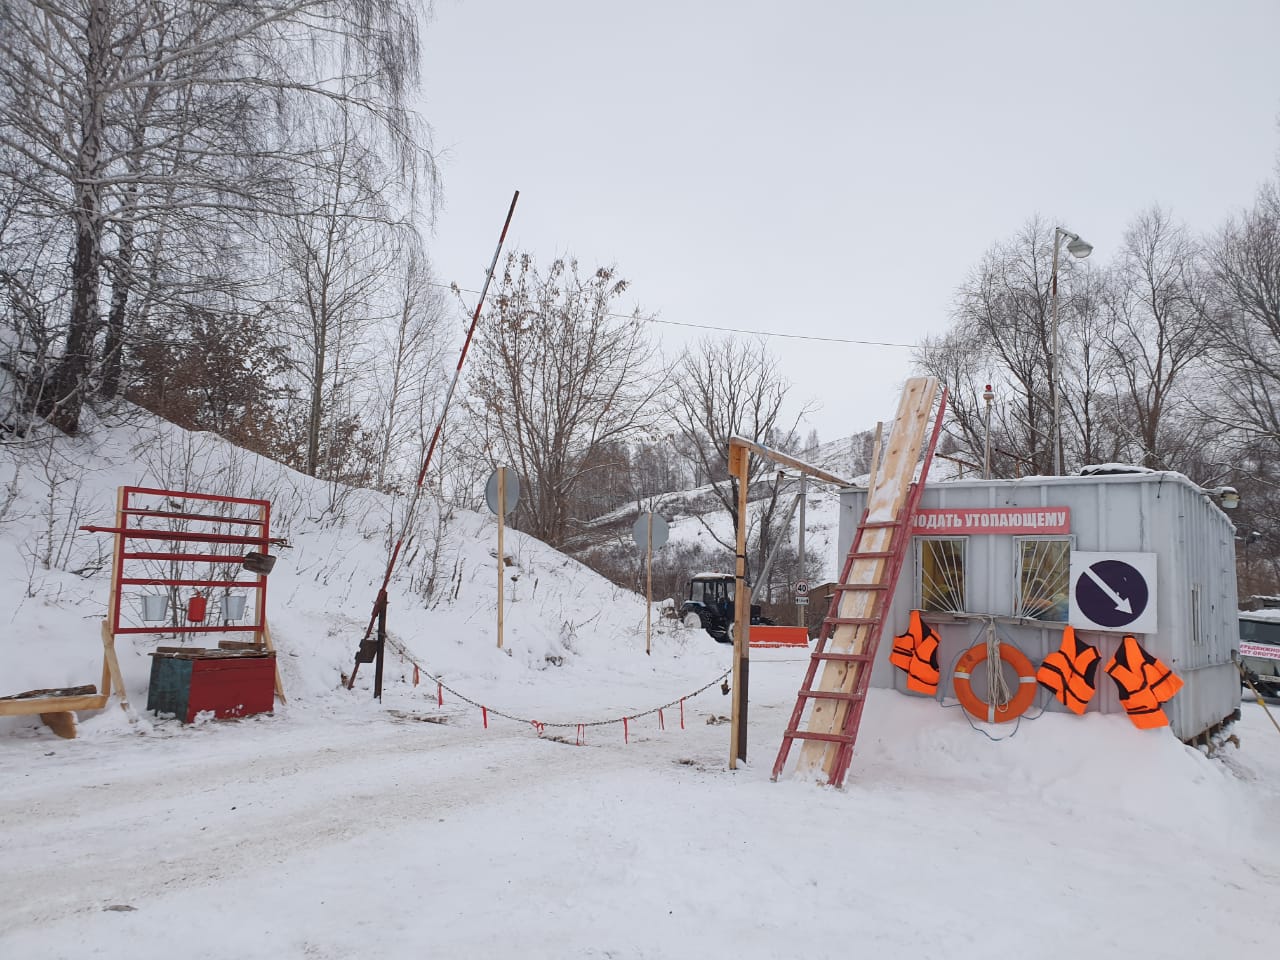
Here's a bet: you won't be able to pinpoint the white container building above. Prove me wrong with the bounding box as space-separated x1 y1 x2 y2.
838 469 1242 740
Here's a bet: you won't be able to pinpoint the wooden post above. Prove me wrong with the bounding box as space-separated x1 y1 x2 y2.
867 421 884 492
497 466 506 650
719 436 852 771
260 621 286 703
102 487 129 712
645 511 653 656
729 440 751 769
258 498 285 702
100 622 127 710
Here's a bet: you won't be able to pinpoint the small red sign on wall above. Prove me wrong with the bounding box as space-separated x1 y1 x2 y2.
913 507 1071 535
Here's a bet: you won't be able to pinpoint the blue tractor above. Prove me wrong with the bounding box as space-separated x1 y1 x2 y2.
679 572 773 643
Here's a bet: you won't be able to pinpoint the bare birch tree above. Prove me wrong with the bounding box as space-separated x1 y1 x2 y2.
1205 183 1280 445
0 0 433 434
1098 207 1216 471
467 254 667 548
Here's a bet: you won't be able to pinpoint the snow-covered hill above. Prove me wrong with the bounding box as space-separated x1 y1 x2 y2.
2 412 1279 959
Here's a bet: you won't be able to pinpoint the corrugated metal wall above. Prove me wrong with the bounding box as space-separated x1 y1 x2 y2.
838 472 1240 740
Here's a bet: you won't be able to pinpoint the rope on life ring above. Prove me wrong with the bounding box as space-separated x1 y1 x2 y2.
952 641 1038 724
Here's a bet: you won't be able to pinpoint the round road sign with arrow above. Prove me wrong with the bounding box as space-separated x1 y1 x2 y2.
1068 552 1157 633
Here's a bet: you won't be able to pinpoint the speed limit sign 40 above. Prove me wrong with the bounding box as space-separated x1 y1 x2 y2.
795 579 810 597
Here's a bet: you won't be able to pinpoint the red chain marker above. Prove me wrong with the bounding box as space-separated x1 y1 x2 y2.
658 708 665 731
623 717 629 744
576 724 585 746
413 664 420 687
482 706 488 729
530 721 545 736
680 698 685 730
437 682 443 706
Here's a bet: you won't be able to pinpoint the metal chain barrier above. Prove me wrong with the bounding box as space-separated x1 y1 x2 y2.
384 634 730 738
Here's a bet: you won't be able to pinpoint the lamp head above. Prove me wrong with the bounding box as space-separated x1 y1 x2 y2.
1066 236 1093 259
1206 486 1241 509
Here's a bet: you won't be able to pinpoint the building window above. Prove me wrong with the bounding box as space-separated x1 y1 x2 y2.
1014 537 1070 621
918 538 967 613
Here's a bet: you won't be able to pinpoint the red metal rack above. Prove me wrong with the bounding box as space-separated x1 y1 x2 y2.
81 485 284 703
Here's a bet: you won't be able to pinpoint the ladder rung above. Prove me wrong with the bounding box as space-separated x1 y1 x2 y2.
797 689 865 703
848 551 895 560
812 651 874 663
782 730 856 745
858 520 903 529
831 582 889 592
823 616 880 626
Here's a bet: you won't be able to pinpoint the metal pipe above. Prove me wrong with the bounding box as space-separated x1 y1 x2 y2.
982 384 995 479
797 473 807 626
1051 228 1063 476
350 191 519 688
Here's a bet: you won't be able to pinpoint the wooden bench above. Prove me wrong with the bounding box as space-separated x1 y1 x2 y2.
0 684 108 738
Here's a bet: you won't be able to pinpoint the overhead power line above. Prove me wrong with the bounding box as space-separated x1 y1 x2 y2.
431 281 917 349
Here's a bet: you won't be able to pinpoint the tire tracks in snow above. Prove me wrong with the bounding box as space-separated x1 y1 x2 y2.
0 709 724 933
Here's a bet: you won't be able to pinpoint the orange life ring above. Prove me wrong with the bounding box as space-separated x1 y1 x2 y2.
952 642 1038 723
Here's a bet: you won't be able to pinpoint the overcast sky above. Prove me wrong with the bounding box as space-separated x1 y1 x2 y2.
419 1 1280 445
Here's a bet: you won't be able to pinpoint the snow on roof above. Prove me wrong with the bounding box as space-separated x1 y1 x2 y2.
1078 463 1157 475
1239 608 1280 622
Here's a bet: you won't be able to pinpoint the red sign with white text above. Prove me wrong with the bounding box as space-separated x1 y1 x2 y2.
913 507 1071 535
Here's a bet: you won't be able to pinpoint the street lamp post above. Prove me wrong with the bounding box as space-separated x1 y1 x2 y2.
1050 226 1093 476
982 383 995 479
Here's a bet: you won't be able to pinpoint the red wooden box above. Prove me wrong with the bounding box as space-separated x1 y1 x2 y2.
147 652 275 723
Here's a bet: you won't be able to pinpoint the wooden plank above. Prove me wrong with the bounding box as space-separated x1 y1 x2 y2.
794 376 939 780
102 625 130 713
260 621 286 704
0 685 96 701
725 435 852 487
153 647 269 659
0 694 108 716
40 712 77 739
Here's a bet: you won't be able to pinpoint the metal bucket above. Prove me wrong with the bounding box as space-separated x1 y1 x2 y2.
223 594 247 621
140 594 168 622
243 552 276 575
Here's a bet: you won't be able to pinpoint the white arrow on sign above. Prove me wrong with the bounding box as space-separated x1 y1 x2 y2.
1083 565 1132 615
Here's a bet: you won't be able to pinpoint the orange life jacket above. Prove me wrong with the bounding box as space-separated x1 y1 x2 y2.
1036 626 1101 715
1103 634 1184 730
889 609 940 695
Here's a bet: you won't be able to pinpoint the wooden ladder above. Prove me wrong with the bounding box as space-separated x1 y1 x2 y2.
772 381 946 787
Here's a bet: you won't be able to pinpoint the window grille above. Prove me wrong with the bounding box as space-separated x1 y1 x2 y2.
1014 537 1070 621
918 538 967 613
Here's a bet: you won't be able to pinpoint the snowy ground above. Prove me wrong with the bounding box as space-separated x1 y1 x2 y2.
3 649 1280 959
3 413 1280 957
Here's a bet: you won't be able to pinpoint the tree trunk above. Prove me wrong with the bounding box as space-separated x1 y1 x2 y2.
39 0 110 434
100 208 136 401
